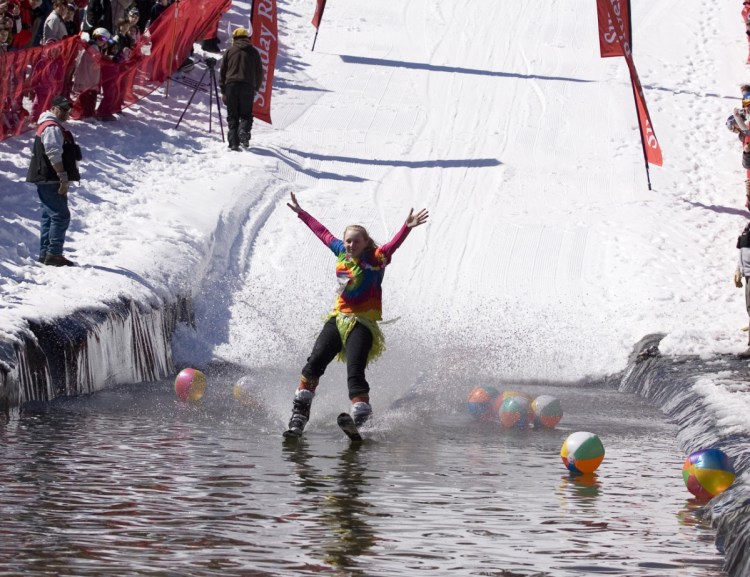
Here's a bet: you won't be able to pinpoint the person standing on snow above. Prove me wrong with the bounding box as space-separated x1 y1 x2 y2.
728 110 750 180
735 222 750 347
25 95 81 266
283 192 429 437
731 94 750 209
219 26 263 151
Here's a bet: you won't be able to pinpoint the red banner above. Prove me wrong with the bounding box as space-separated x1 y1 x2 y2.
251 0 278 124
596 0 631 58
602 0 663 167
312 0 326 29
0 0 231 141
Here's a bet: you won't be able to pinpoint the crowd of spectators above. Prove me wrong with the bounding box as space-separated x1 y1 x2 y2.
0 0 217 127
0 0 174 54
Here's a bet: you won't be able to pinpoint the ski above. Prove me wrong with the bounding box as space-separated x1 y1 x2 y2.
337 412 363 442
282 428 303 440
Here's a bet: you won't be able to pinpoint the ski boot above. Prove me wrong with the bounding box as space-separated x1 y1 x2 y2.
283 377 318 438
350 400 372 427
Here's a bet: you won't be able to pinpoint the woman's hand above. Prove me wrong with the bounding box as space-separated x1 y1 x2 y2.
405 208 429 228
287 192 302 214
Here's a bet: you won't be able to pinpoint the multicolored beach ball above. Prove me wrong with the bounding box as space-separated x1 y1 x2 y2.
531 395 563 429
233 375 261 408
466 386 499 419
491 390 533 421
560 431 605 474
174 368 207 402
498 395 531 429
682 449 736 500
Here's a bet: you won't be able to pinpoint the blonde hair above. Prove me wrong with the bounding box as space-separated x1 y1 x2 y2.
343 225 378 252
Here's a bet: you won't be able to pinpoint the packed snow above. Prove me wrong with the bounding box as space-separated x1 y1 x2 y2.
1 0 749 428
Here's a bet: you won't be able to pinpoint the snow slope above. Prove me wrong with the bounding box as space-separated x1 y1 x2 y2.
0 0 749 388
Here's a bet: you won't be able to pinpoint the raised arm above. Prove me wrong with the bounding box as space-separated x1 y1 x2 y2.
287 192 342 251
380 208 429 258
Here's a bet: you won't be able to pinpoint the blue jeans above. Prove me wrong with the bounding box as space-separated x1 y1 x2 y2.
36 183 70 258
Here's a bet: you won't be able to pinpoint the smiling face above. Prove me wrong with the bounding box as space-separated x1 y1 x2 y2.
344 229 366 259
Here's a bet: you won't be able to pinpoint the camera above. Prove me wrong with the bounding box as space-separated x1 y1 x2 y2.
204 56 217 67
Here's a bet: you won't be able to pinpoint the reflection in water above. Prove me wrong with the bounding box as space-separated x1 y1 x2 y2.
677 500 709 528
282 441 377 575
559 473 601 501
322 445 377 573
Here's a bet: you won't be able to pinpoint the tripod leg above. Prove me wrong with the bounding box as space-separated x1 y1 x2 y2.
208 70 213 134
211 68 225 142
175 68 209 129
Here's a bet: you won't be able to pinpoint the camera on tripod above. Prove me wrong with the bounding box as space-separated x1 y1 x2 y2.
175 54 224 139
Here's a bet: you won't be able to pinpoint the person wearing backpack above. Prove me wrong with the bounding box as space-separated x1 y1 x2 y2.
25 95 81 266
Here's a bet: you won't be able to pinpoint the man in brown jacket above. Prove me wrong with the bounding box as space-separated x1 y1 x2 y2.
219 27 263 151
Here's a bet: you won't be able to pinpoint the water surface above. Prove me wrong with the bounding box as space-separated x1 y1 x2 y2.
0 375 726 576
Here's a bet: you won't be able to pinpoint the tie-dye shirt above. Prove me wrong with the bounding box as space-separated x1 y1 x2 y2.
298 210 411 321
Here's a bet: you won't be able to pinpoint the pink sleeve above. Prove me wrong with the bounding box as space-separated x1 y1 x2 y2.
298 210 341 251
379 223 411 260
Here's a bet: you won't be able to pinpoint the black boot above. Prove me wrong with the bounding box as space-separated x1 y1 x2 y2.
284 389 314 437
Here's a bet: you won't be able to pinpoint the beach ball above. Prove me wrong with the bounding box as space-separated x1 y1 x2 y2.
498 395 531 429
499 390 533 403
532 395 563 429
174 368 206 402
233 375 261 408
492 390 534 421
682 449 736 500
466 386 498 419
561 432 605 474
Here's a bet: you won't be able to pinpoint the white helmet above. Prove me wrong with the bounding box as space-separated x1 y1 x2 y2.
92 27 111 40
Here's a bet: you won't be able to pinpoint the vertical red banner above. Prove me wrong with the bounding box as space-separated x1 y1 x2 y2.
312 0 326 29
251 0 278 124
596 0 631 58
628 67 663 167
602 0 662 167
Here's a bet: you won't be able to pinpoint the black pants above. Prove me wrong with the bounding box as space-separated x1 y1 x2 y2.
225 81 254 147
302 317 373 400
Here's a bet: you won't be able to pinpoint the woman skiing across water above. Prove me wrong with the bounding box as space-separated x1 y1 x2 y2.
284 192 429 437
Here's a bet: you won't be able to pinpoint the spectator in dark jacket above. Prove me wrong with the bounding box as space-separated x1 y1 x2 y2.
81 0 110 34
126 1 146 32
148 0 169 27
735 220 750 348
31 0 50 45
25 95 81 266
219 26 263 151
63 2 77 35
